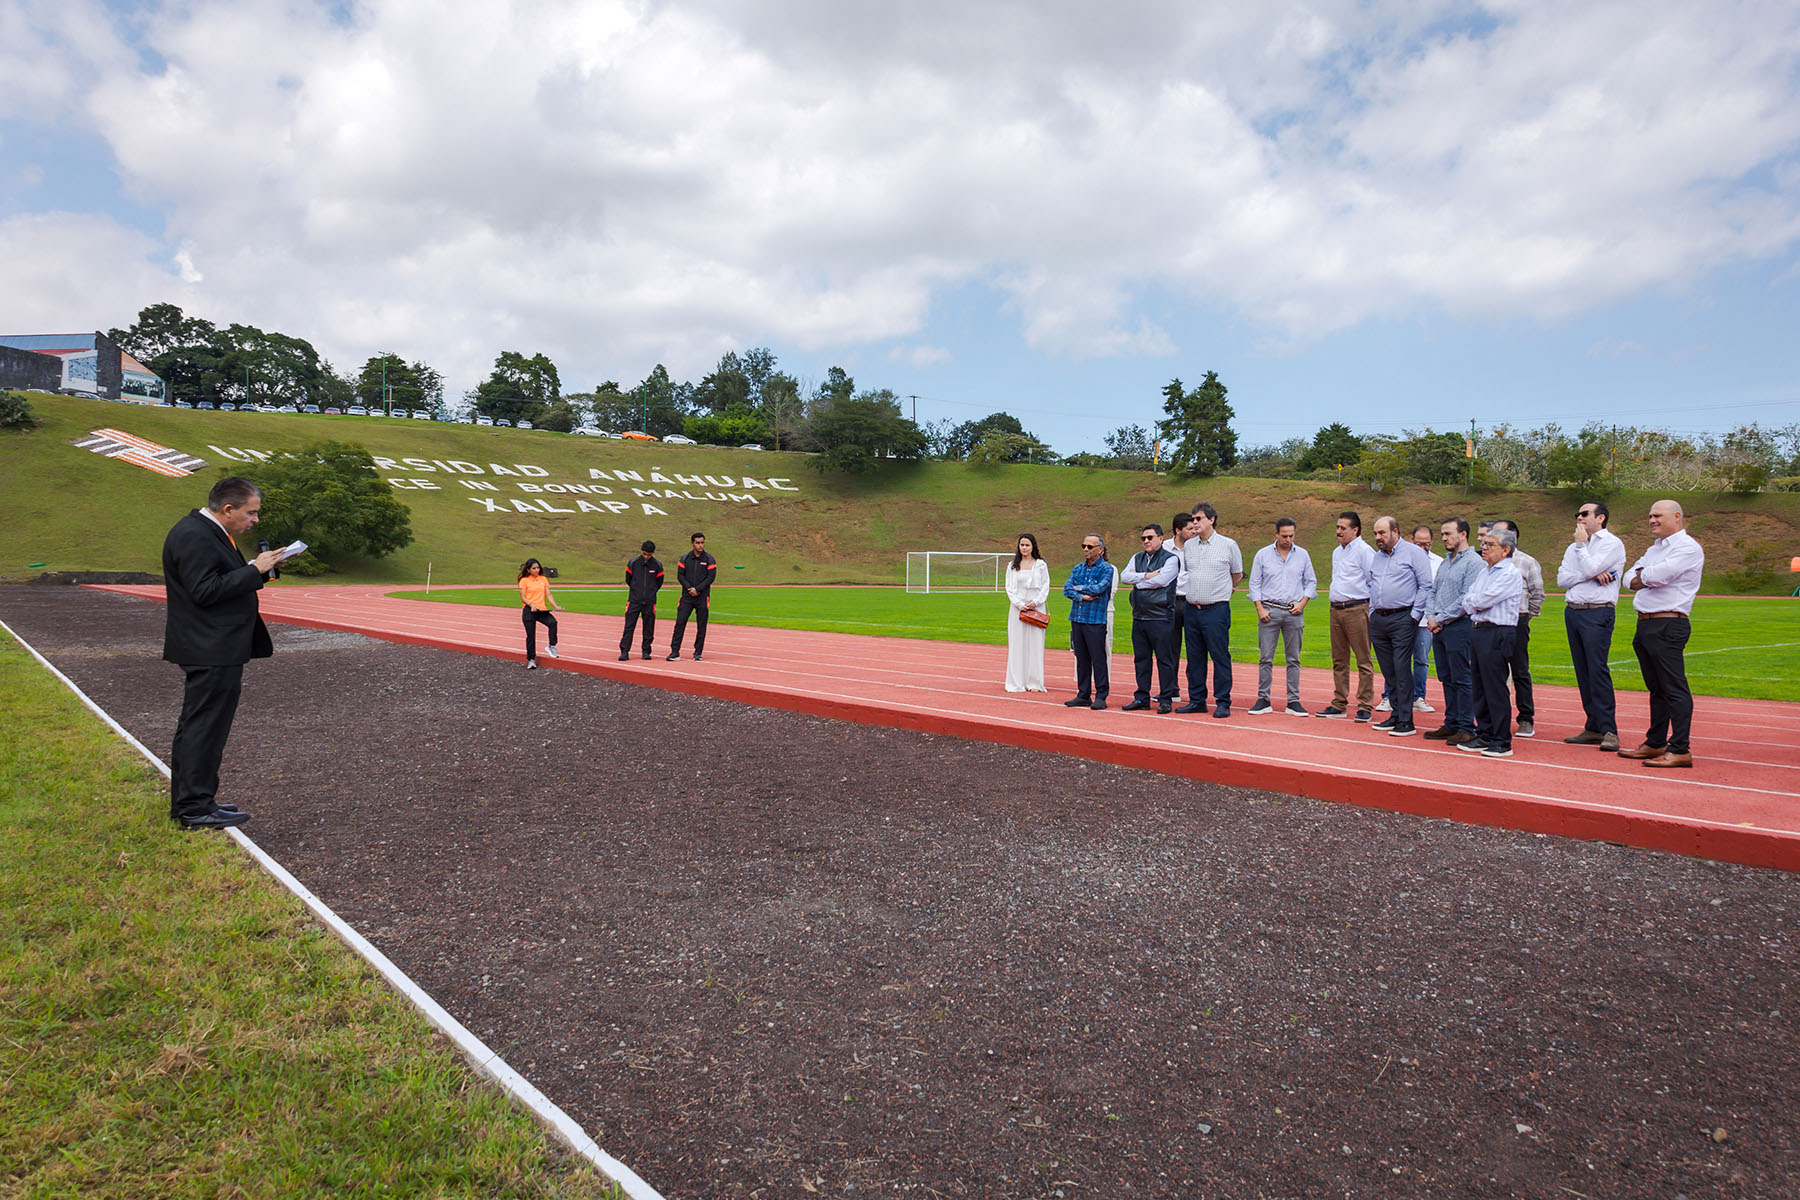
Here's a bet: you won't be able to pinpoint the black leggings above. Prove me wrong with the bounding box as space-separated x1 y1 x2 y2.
522 607 557 660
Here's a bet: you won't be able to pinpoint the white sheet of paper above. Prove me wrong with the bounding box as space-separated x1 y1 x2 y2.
280 540 307 557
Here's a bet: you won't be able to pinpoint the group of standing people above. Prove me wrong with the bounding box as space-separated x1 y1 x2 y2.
1001 498 1705 766
516 533 718 667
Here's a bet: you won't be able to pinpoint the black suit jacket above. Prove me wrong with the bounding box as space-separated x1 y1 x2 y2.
162 510 273 666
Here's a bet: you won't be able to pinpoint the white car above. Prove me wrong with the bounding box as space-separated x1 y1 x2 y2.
475 415 494 426
739 443 765 451
346 405 368 416
517 419 533 430
663 434 696 445
573 427 610 437
409 409 432 420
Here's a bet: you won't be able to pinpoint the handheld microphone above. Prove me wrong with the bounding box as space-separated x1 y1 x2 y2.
258 538 280 580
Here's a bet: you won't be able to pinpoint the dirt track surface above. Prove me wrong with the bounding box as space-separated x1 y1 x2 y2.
6 586 1797 1200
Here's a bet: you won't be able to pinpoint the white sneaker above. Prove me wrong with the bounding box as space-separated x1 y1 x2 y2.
525 660 537 669
1375 698 1392 712
1414 698 1434 713
545 646 559 659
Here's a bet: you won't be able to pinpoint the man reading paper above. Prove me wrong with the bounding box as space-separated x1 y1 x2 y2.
162 477 287 830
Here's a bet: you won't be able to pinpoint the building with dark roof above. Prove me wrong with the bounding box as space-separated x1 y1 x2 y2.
0 332 165 402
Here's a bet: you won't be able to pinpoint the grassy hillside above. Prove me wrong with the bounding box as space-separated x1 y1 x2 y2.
5 390 1800 590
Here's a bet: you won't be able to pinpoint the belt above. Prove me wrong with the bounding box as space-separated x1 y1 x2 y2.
1566 602 1613 610
1192 600 1228 609
1373 606 1410 616
1637 610 1686 620
1262 600 1294 610
1330 599 1365 610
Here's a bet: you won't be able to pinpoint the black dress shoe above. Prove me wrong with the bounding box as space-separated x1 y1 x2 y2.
213 803 242 813
1090 701 1107 710
1157 701 1173 714
1121 699 1150 711
1174 701 1206 714
692 654 703 661
641 651 653 660
179 809 250 830
666 652 681 660
618 652 630 661
1212 703 1231 719
1064 697 1091 707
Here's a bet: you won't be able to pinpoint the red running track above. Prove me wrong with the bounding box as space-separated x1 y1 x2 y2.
96 583 1800 871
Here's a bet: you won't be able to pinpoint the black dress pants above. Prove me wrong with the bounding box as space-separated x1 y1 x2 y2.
1131 615 1176 704
170 663 244 820
1632 616 1693 754
1510 614 1535 722
1565 605 1617 734
670 593 709 655
1071 621 1110 702
1471 623 1516 750
1369 608 1417 724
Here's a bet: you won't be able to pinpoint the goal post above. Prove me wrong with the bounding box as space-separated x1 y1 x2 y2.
906 551 1009 593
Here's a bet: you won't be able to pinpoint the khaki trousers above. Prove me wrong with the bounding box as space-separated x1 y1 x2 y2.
1329 603 1374 710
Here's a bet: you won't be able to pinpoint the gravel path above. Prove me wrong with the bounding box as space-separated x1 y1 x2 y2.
6 585 1796 1200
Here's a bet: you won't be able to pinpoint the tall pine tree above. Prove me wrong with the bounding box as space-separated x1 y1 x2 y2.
1157 371 1238 477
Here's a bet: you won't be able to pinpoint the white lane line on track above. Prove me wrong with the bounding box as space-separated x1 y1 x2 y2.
0 616 667 1200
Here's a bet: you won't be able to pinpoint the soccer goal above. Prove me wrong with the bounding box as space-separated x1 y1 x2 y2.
906 551 1009 593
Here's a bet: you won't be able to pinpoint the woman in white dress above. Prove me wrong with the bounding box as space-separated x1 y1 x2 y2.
1004 532 1050 692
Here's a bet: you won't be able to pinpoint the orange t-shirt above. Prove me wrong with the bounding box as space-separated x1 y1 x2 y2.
519 576 551 610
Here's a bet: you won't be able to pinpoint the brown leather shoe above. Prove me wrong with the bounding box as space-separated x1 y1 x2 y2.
1616 743 1664 760
1563 729 1603 745
1644 751 1694 769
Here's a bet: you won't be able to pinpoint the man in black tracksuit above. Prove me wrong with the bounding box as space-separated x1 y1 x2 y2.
667 531 717 661
619 540 664 660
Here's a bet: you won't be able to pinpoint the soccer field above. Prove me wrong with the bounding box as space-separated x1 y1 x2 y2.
406 586 1798 701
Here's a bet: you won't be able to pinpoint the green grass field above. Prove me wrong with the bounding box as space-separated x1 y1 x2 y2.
0 631 622 1199
407 585 1800 701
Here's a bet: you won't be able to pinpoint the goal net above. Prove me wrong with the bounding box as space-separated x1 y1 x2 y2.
906 551 1009 593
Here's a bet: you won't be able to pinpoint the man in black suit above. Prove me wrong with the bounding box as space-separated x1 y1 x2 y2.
163 477 287 830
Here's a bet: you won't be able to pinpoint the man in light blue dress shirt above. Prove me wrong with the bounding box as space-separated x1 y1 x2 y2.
1458 527 1525 757
1366 516 1434 738
1245 516 1316 715
1424 518 1481 744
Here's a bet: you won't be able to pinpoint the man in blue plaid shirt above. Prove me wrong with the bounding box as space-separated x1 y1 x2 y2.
1062 534 1116 709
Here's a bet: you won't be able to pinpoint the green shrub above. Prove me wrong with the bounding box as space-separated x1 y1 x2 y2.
0 390 37 431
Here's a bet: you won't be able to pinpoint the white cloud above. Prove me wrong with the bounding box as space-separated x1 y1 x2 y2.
0 0 1796 397
889 343 951 368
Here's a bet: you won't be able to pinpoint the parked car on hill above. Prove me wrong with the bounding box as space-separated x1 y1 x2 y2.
218 402 238 411
573 427 611 437
739 443 764 451
663 434 696 445
620 430 657 441
195 401 215 410
410 409 432 420
174 401 193 409
495 418 512 427
346 405 368 416
517 420 534 429
476 415 494 426
301 403 321 413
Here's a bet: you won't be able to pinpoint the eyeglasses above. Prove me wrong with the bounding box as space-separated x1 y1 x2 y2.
1140 534 1156 541
1081 544 1099 550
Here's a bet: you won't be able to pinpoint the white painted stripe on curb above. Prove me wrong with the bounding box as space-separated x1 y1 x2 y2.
0 618 666 1200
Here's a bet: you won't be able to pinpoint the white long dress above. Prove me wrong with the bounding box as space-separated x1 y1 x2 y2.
1004 559 1051 692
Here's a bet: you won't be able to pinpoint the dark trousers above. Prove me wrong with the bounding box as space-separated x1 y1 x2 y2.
1183 600 1233 706
1511 614 1535 722
1369 609 1417 723
1071 621 1110 702
522 607 557 660
1565 606 1617 734
1632 616 1693 754
1432 617 1475 733
620 600 656 653
670 593 709 655
1471 623 1516 749
170 663 244 820
1167 597 1187 697
1131 615 1177 703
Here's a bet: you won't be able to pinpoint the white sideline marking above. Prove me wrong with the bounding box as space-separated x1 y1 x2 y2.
0 618 666 1200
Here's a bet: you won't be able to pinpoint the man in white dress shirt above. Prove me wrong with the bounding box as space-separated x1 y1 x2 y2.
1617 500 1705 768
1556 501 1627 751
1317 511 1376 720
1176 502 1243 719
1163 511 1196 704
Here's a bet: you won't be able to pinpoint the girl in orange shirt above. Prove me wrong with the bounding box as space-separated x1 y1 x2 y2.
518 558 561 668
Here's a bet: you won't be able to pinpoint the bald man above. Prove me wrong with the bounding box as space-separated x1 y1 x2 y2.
1617 500 1704 768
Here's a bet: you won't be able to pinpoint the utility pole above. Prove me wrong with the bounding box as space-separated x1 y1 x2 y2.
908 394 919 423
1468 418 1476 488
381 356 388 416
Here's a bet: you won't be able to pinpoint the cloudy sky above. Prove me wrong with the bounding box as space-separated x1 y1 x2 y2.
3 0 1797 453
